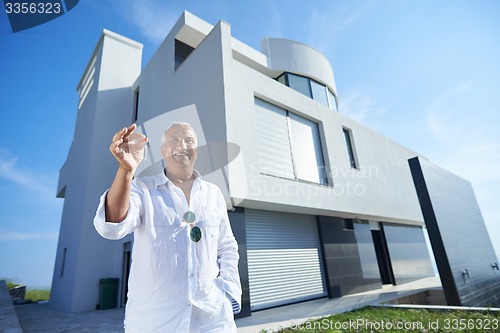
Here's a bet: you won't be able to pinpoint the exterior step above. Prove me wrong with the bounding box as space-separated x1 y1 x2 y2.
426 288 447 305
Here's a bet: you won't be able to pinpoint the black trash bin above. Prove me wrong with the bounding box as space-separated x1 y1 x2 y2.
98 278 119 310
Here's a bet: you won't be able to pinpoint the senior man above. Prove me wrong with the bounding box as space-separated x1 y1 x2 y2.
94 122 241 333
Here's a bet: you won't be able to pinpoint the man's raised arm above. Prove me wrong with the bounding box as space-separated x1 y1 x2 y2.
105 124 148 222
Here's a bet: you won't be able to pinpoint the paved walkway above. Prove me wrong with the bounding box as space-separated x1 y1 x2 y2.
14 276 441 333
0 280 22 333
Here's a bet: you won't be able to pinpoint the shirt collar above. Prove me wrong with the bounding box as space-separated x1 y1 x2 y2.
154 169 202 188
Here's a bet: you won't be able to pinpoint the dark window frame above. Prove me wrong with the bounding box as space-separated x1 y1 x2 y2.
343 218 355 231
342 127 358 169
60 247 67 277
132 87 140 122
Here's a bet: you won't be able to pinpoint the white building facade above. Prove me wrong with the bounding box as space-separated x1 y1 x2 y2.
51 12 447 314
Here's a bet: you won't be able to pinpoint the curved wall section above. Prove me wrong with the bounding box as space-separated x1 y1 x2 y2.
262 37 337 95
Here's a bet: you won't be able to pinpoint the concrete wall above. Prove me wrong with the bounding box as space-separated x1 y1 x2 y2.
51 31 143 312
132 13 232 192
224 43 424 226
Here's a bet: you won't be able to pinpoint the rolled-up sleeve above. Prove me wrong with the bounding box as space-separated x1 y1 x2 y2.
93 183 143 240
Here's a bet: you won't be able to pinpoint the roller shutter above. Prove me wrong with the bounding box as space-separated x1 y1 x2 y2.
246 209 327 310
254 98 294 179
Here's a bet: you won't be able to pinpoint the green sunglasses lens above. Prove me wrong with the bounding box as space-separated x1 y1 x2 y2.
190 226 202 242
183 211 196 223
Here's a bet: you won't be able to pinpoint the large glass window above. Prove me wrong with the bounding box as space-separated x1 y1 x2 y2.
353 222 382 279
255 98 327 185
310 80 329 107
327 89 337 111
287 73 311 97
276 72 336 110
277 74 287 85
383 224 435 284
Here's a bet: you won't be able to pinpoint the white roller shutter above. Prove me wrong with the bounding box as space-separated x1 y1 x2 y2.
246 209 327 310
254 98 294 179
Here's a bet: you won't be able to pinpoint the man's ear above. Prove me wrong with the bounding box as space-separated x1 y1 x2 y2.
160 145 166 158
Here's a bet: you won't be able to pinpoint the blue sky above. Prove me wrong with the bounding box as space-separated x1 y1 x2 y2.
1 0 499 288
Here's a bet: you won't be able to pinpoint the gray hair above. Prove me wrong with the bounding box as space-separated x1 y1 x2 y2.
161 122 198 146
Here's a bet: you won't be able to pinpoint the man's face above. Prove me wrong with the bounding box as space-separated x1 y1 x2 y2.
161 125 198 170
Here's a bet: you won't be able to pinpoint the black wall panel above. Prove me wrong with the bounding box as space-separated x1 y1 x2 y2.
318 216 382 298
409 156 500 306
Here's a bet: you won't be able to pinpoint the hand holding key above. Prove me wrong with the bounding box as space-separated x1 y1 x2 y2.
109 124 148 173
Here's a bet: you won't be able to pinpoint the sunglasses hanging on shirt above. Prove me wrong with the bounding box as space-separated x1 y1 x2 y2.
190 226 202 243
183 211 202 242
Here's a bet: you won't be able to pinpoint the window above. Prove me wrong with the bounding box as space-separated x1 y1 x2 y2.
288 113 327 184
276 72 336 110
327 89 337 112
60 247 67 277
277 74 287 85
175 39 195 69
132 88 139 122
310 80 329 107
255 98 328 185
343 218 354 231
287 73 311 97
343 127 358 169
255 98 294 179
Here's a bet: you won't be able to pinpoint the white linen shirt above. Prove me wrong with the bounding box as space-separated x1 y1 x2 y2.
94 171 241 333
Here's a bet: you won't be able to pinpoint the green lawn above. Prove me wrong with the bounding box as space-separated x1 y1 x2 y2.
2 278 50 302
25 288 50 302
4 279 19 289
264 306 500 333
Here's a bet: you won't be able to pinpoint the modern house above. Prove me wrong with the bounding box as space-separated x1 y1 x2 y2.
50 11 500 315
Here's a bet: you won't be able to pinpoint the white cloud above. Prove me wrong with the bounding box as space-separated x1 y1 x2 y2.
456 80 474 94
338 92 389 124
263 2 285 41
113 0 177 45
425 80 478 142
423 81 500 183
437 142 500 184
306 1 379 54
420 81 500 258
0 231 59 241
0 148 59 204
